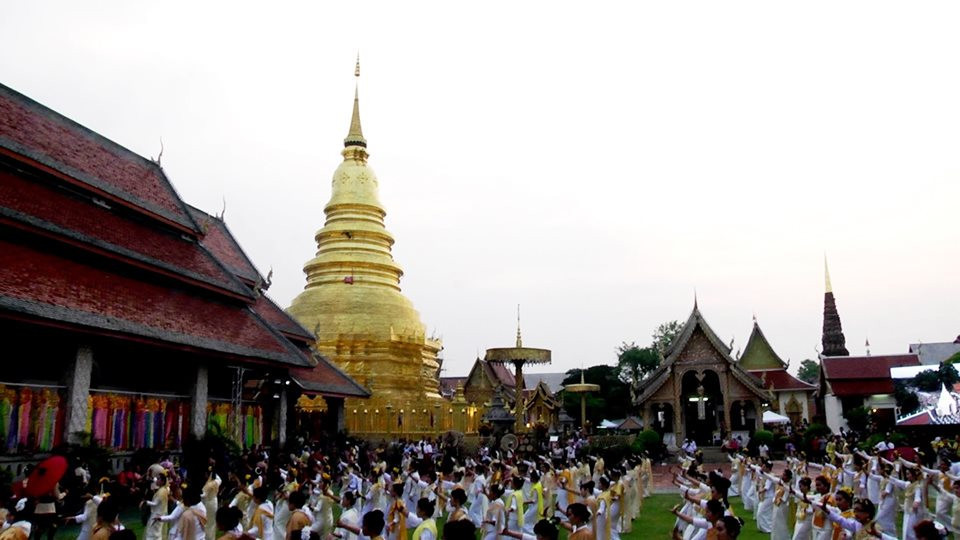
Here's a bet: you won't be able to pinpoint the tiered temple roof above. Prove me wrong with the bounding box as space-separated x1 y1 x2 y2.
636 302 771 405
739 321 816 393
0 81 365 396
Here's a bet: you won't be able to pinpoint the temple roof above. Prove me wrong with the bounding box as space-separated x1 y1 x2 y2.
523 381 559 411
189 206 262 286
291 359 370 398
0 83 199 233
636 303 771 405
463 358 518 401
0 237 311 366
0 169 251 299
749 368 815 392
738 321 787 371
821 354 920 397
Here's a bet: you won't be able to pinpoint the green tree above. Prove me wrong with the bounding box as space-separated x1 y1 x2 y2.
561 365 630 427
616 343 661 402
653 320 684 353
797 359 820 384
910 363 960 392
843 406 873 434
894 380 921 417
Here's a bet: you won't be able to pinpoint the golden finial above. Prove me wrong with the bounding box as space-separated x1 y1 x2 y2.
344 53 367 148
824 254 833 293
515 304 523 348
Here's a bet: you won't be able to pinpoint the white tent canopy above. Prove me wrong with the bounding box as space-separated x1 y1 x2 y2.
762 410 791 424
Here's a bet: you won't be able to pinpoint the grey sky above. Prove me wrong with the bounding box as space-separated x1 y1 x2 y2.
3 1 958 376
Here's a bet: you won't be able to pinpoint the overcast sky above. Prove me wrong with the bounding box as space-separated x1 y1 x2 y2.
3 2 958 376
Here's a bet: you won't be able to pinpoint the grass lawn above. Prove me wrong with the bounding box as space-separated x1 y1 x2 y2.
625 494 767 540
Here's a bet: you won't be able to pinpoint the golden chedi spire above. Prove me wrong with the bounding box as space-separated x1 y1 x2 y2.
286 59 441 409
344 54 366 149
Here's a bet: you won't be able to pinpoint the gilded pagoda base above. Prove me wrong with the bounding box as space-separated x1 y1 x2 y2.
342 395 486 436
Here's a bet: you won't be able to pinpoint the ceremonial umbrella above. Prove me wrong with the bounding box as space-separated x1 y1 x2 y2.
23 455 68 497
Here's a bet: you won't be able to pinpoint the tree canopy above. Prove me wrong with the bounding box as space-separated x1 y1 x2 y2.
911 362 960 392
653 320 684 353
561 365 630 427
616 320 684 402
797 359 820 384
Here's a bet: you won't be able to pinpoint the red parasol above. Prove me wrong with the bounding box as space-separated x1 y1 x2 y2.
22 455 68 497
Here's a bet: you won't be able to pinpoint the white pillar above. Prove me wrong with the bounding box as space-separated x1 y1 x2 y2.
824 394 846 433
191 365 209 439
64 346 93 444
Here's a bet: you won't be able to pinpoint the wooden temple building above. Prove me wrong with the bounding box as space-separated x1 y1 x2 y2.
634 302 772 448
0 82 367 454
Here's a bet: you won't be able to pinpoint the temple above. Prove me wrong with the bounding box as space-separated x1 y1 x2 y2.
285 61 445 435
0 82 366 456
821 258 849 356
634 302 772 448
737 319 815 425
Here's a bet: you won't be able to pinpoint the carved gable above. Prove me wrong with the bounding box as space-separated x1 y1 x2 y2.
676 328 726 367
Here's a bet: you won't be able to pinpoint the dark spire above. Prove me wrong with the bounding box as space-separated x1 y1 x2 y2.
821 257 849 356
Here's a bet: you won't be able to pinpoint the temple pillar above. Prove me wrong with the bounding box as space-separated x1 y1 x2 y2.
334 398 346 433
722 372 732 435
672 395 682 443
278 388 288 447
64 345 93 445
642 403 651 431
753 399 763 432
190 365 209 439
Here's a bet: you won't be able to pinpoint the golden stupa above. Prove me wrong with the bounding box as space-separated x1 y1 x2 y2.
287 59 443 434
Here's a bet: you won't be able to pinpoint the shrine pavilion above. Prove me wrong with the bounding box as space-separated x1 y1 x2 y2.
634 301 772 448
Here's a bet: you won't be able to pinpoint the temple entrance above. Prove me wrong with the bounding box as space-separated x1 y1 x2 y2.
785 397 802 426
682 370 723 446
730 400 758 435
650 403 674 435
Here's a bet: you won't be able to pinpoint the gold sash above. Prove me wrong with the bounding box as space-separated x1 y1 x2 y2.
388 500 407 539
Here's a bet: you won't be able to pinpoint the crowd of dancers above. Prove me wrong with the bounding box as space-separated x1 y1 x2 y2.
3 432 960 540
670 437 960 540
0 436 656 540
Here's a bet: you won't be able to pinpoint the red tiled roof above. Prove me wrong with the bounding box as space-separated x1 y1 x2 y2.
0 238 310 365
822 354 920 379
252 295 315 343
189 207 261 285
291 360 370 398
828 380 895 397
897 410 934 426
487 362 516 387
0 84 196 231
0 171 249 298
749 369 816 391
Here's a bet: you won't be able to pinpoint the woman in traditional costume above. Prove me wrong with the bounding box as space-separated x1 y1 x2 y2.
770 469 793 540
202 468 222 540
787 477 813 540
481 484 506 540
